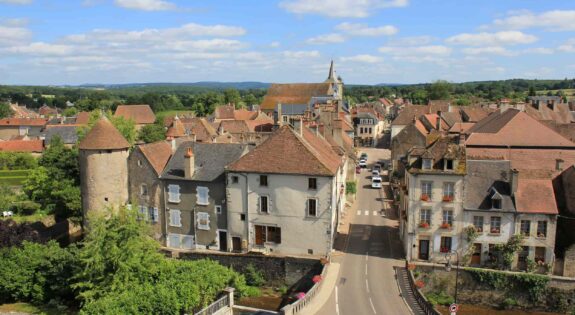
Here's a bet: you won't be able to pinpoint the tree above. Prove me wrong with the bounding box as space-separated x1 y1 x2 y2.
224 89 241 107
427 80 452 100
0 102 14 119
78 110 137 146
63 107 78 117
138 123 166 143
528 86 536 96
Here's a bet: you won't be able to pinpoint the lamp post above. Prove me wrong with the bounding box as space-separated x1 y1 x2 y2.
444 250 460 305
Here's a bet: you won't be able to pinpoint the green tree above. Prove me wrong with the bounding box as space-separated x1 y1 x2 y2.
0 102 14 119
138 123 166 143
528 86 536 96
243 94 258 107
427 80 452 100
78 110 137 146
224 88 241 107
63 107 78 117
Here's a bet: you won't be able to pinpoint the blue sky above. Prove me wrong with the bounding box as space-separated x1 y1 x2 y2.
0 0 574 85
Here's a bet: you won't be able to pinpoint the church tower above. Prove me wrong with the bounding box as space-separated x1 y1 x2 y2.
324 60 343 100
79 117 130 222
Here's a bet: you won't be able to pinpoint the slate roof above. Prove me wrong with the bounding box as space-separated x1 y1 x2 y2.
44 125 79 144
227 125 341 176
161 142 248 181
466 109 575 147
137 141 172 175
261 83 333 111
78 118 130 150
515 178 558 214
0 118 47 126
114 105 156 124
464 160 515 211
407 136 466 174
0 140 43 153
275 104 309 116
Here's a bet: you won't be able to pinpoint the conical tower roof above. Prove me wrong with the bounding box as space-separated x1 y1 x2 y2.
324 60 338 83
79 117 130 150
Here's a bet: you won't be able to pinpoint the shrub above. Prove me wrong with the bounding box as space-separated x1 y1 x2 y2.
244 264 265 287
501 297 518 310
346 181 357 195
426 291 454 306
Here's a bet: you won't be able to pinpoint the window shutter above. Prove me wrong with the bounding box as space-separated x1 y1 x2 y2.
275 227 281 244
153 208 159 222
452 236 458 252
197 212 210 230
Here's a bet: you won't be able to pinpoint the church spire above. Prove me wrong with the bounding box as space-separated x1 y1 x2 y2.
328 60 335 80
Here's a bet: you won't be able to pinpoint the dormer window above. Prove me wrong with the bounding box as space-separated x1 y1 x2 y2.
492 198 501 209
445 159 454 170
422 159 432 170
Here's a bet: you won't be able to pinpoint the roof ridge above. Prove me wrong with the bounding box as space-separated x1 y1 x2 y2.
291 127 335 175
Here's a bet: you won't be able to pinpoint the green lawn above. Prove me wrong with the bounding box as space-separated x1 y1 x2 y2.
0 169 30 186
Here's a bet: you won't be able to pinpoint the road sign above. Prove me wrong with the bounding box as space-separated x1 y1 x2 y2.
449 303 459 315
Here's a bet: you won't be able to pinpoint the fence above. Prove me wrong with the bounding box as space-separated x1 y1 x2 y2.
405 261 441 315
193 288 234 315
279 262 328 315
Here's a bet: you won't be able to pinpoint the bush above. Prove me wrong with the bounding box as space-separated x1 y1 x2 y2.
346 181 357 195
0 152 37 170
11 200 42 215
0 219 44 248
426 291 454 306
244 264 265 287
501 297 518 310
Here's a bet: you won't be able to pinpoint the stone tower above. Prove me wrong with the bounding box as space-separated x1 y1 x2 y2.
324 60 343 101
79 117 130 222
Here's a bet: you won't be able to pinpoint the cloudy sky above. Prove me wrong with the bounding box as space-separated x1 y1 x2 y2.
0 0 574 85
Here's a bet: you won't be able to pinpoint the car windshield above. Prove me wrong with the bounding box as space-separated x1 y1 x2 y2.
373 178 382 183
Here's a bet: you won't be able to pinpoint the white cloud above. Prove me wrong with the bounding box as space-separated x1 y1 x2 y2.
335 22 398 36
489 10 575 32
114 0 176 11
270 41 280 48
524 47 554 55
2 42 75 56
0 0 32 4
340 54 381 63
306 33 345 45
0 25 31 46
386 36 434 46
559 38 575 53
461 46 517 56
282 50 321 58
446 31 537 46
280 0 408 18
379 45 452 56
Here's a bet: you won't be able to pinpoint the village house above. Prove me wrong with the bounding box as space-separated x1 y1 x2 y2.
226 124 346 257
0 118 47 140
114 104 156 130
0 139 44 156
352 106 385 147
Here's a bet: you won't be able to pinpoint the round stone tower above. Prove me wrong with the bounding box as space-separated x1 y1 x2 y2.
79 117 130 222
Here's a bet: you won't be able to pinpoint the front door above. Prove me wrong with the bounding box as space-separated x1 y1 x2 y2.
419 240 429 260
218 231 228 252
471 243 482 265
232 237 241 252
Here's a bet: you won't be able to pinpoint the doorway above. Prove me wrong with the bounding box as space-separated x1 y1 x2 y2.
232 237 241 252
218 230 228 252
419 239 429 260
471 243 482 265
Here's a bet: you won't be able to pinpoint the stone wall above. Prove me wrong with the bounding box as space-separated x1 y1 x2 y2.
563 244 575 278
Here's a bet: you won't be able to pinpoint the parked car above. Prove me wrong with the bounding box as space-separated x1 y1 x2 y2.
356 166 361 174
359 160 367 168
360 152 368 160
373 164 382 172
371 176 382 189
372 169 380 177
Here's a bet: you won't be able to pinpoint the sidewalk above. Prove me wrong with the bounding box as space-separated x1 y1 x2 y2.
332 195 357 256
301 261 341 314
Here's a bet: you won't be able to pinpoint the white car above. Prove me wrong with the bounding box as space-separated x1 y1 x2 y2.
371 176 382 189
359 160 367 168
372 169 380 177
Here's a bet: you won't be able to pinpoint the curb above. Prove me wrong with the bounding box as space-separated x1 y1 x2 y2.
304 262 341 314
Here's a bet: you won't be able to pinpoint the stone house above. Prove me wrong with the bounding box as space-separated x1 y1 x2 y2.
0 118 47 140
400 136 466 262
226 125 346 257
127 141 172 242
161 142 249 251
353 107 385 147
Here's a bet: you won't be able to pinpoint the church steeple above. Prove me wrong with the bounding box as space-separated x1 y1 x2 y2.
327 60 335 81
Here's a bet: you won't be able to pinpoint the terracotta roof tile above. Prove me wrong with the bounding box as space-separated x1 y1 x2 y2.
218 120 250 134
75 112 91 125
138 141 172 175
0 140 43 153
214 105 235 120
227 125 341 176
0 118 47 126
261 83 333 110
114 105 156 124
515 178 558 214
461 107 490 122
448 122 475 133
166 117 186 138
79 118 130 150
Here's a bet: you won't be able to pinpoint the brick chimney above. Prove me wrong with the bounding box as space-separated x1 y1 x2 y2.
510 169 519 196
185 147 195 179
436 111 441 131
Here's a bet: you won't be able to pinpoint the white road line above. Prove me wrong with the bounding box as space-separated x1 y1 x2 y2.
365 263 368 275
365 279 370 293
364 210 369 216
369 297 377 314
357 210 361 215
335 286 340 315
373 211 377 216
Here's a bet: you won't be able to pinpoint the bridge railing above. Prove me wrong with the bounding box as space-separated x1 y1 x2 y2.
405 261 441 315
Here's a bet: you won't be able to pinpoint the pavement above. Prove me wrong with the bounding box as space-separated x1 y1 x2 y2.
314 147 413 315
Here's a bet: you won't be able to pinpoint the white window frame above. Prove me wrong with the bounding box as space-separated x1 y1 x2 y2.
138 205 148 221
443 182 454 198
421 181 432 196
197 212 210 230
149 207 159 223
168 184 181 203
259 195 269 213
196 186 209 206
490 216 502 234
422 159 432 170
442 210 453 226
169 209 182 227
140 184 148 197
473 216 484 232
215 205 222 214
420 209 431 224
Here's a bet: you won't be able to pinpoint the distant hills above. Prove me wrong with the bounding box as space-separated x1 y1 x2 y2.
77 81 271 90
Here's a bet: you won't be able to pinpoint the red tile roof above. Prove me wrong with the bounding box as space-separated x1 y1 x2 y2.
114 105 156 124
79 118 130 150
515 178 558 214
448 122 475 133
214 104 235 120
138 141 172 175
260 83 333 111
166 117 186 138
461 107 490 122
0 118 47 126
75 112 91 125
0 140 43 153
227 125 341 176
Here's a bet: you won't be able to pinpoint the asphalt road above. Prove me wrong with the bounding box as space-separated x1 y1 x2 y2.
317 147 412 315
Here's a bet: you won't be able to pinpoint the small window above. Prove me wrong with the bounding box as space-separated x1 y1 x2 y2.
197 212 210 230
137 159 143 167
260 195 269 213
260 175 268 187
520 220 531 236
537 221 547 238
422 159 432 170
421 181 432 199
231 176 239 184
196 186 209 206
138 205 148 220
556 159 564 171
140 184 148 197
215 205 222 214
169 209 181 227
473 216 484 232
535 247 546 263
308 178 317 190
149 207 159 223
168 185 181 203
443 182 454 200
440 237 452 253
492 199 501 209
307 199 317 217
419 209 431 225
442 210 453 227
240 214 246 221
445 159 454 170
490 216 501 234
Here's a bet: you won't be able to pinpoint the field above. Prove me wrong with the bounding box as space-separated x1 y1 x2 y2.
537 89 575 97
0 169 31 186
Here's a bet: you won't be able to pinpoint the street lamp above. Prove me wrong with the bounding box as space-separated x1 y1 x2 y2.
444 250 460 305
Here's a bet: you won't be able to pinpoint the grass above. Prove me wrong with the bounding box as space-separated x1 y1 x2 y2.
0 169 31 186
536 89 575 96
3 212 50 224
0 303 70 315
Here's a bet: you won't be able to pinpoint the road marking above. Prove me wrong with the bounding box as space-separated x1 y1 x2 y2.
335 286 340 315
364 210 369 215
365 279 370 293
373 211 377 216
357 210 361 215
365 263 368 275
369 297 377 314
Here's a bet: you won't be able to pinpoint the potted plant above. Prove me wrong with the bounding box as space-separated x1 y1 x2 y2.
442 195 453 202
419 221 430 229
420 194 430 201
537 232 546 238
440 222 451 229
490 228 500 234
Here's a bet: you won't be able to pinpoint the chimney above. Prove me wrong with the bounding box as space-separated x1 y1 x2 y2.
436 111 441 131
510 169 519 195
171 138 177 153
277 103 283 126
184 147 195 179
292 118 303 136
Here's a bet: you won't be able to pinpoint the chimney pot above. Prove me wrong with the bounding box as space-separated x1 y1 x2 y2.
185 146 195 179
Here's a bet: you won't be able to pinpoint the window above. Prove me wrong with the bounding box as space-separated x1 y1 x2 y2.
473 216 484 232
308 178 317 190
492 198 502 209
231 176 239 184
420 209 431 225
138 205 148 220
168 234 180 248
518 246 529 263
490 216 501 234
422 158 432 170
283 115 289 123
443 182 454 200
556 159 564 171
442 210 453 227
421 181 432 199
215 205 222 214
169 209 181 227
196 186 209 206
149 207 159 223
196 212 210 230
255 225 281 245
240 214 245 221
445 159 454 170
537 221 547 238
260 175 268 187
259 195 269 213
307 199 317 217
137 159 143 167
140 184 148 197
520 220 531 237
181 235 194 249
168 185 181 203
440 237 452 253
535 247 546 263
